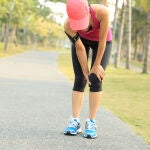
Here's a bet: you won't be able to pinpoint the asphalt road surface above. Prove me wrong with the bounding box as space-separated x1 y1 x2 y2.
0 50 149 150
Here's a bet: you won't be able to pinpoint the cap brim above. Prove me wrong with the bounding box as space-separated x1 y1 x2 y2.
69 14 89 30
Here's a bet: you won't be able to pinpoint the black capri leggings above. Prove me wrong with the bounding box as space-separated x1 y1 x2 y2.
71 38 112 92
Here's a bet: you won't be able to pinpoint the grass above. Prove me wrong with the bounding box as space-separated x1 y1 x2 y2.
0 42 68 58
57 52 150 144
0 42 30 58
121 58 150 72
102 66 150 143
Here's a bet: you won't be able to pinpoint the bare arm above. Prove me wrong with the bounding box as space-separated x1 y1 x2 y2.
90 5 110 80
64 19 90 83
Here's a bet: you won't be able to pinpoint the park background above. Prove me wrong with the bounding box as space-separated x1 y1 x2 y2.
0 0 150 144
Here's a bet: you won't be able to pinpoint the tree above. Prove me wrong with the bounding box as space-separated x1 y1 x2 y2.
50 0 107 4
0 1 15 51
0 0 40 50
112 0 119 39
115 0 126 68
132 7 147 61
112 0 119 66
125 0 132 69
143 1 150 73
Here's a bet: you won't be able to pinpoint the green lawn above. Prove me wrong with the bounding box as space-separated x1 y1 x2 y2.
57 52 150 144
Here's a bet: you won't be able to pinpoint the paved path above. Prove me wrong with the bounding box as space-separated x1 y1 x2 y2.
0 50 149 150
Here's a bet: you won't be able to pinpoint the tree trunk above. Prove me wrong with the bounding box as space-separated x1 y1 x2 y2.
4 23 9 52
11 25 18 47
143 2 150 73
115 1 126 68
141 34 146 61
133 31 139 60
141 26 147 61
0 24 4 42
23 22 29 45
112 0 119 65
112 0 119 39
125 0 132 69
4 6 13 52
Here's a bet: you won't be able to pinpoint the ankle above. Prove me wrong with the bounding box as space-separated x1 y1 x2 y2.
72 117 80 122
86 118 96 123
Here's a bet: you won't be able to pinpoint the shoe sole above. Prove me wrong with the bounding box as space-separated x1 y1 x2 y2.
64 128 82 136
83 134 97 139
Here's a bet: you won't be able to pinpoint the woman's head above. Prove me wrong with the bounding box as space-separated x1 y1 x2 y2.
66 0 89 30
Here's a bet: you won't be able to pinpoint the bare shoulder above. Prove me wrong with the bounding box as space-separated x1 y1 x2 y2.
64 18 71 32
91 4 109 21
64 18 76 36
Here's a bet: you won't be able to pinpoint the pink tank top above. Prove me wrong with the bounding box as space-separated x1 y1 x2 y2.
77 7 112 42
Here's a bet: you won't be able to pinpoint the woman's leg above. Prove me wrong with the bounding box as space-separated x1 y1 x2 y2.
71 44 90 118
72 91 84 118
89 91 102 119
64 42 90 135
89 41 112 119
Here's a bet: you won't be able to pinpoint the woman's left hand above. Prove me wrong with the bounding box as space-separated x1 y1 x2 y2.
90 65 105 81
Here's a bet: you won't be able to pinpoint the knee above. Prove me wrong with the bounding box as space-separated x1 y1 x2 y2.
89 73 102 92
73 76 87 92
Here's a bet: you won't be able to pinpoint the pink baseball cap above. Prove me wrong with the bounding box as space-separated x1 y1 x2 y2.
66 0 89 30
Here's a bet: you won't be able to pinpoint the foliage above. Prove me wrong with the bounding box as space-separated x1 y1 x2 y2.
0 0 65 49
134 0 149 12
49 0 106 4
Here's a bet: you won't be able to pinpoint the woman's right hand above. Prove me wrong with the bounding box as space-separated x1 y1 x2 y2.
90 64 105 81
84 73 91 85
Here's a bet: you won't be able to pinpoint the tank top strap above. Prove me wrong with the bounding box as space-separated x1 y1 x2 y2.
89 6 99 28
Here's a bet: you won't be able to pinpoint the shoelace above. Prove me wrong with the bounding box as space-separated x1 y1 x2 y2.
86 121 96 130
69 120 79 128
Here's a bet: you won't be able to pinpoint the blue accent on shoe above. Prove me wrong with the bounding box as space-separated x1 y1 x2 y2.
83 119 97 139
64 118 81 135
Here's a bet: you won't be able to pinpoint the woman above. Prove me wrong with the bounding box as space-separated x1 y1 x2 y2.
64 0 112 139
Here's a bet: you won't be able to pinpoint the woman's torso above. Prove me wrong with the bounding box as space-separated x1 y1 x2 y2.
77 5 112 42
